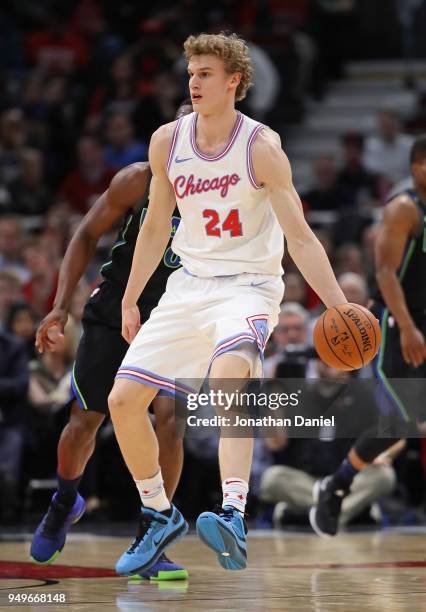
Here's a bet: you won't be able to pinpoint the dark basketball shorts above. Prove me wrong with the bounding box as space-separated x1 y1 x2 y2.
371 302 426 427
70 281 158 415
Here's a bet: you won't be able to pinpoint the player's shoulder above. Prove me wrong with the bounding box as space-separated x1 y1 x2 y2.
383 191 419 228
110 162 150 190
107 162 151 206
251 125 283 162
387 191 418 213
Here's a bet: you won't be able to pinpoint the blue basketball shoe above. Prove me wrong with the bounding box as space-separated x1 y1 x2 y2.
128 553 188 581
196 505 247 570
30 493 85 564
116 505 188 576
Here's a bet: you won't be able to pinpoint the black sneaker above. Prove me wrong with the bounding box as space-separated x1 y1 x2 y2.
309 476 348 538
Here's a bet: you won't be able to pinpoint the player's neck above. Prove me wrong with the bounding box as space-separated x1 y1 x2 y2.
195 105 238 154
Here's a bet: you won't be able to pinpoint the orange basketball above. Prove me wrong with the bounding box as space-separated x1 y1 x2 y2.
313 303 381 371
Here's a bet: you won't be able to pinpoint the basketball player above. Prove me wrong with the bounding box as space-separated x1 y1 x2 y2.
107 32 353 575
310 135 426 537
30 101 193 580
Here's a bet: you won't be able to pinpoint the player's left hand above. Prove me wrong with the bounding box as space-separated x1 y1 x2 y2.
399 324 426 368
122 304 141 343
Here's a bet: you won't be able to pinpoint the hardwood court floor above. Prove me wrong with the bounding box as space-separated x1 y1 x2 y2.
1 529 426 611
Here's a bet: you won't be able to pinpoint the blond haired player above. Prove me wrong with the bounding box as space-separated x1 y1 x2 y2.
109 33 348 575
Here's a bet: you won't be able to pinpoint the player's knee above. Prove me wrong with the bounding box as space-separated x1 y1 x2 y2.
259 465 285 501
68 404 104 444
108 386 128 415
373 465 397 496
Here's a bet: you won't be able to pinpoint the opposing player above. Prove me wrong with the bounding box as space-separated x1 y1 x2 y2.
107 32 353 575
310 135 426 537
30 101 192 580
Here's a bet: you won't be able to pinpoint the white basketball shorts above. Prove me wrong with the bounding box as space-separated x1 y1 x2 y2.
116 268 284 399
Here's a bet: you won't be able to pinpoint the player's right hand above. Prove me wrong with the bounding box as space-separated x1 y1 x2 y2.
122 304 141 343
399 324 426 368
35 308 68 354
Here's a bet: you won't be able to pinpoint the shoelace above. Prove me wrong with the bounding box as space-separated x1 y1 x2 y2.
212 504 234 522
212 505 248 535
41 500 71 537
128 512 168 554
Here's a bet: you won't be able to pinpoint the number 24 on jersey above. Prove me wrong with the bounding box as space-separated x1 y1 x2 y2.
203 209 242 237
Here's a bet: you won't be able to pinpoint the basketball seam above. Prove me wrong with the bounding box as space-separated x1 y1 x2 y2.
334 307 364 367
357 307 378 356
321 311 353 369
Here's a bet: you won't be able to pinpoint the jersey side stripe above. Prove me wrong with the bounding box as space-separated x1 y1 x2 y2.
247 124 265 189
166 117 183 175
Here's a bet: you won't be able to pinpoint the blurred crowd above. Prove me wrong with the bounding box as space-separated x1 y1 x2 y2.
1 0 426 527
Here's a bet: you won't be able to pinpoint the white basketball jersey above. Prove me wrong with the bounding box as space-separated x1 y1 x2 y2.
166 111 284 277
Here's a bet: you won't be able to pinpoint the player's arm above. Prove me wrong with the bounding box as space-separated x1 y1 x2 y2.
252 130 347 308
375 195 426 367
35 163 151 353
121 124 177 343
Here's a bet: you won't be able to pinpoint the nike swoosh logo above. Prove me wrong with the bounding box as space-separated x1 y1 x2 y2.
225 480 243 485
175 156 193 163
153 533 164 546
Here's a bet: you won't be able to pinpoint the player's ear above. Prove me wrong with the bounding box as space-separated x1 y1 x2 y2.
229 72 241 88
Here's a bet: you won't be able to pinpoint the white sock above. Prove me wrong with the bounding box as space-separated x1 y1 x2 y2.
222 477 249 515
135 470 171 512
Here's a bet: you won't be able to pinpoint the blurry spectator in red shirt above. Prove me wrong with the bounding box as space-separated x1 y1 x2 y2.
58 136 115 214
25 15 89 76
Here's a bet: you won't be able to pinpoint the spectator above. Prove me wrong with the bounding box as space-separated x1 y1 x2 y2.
22 239 59 319
337 132 380 205
87 54 140 132
0 270 23 326
58 136 115 214
25 14 89 76
264 302 314 378
0 216 29 283
244 42 281 121
29 317 78 413
302 155 352 211
0 108 28 185
363 108 414 183
282 272 307 306
104 112 148 170
8 149 51 215
259 361 399 530
334 242 365 277
4 301 38 360
337 272 368 307
134 71 182 141
0 328 29 521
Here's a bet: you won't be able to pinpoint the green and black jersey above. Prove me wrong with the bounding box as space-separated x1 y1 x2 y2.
83 180 181 329
374 189 426 311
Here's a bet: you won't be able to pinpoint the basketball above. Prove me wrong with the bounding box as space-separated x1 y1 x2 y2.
313 303 381 371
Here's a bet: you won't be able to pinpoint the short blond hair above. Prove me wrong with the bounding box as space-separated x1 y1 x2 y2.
184 32 253 102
